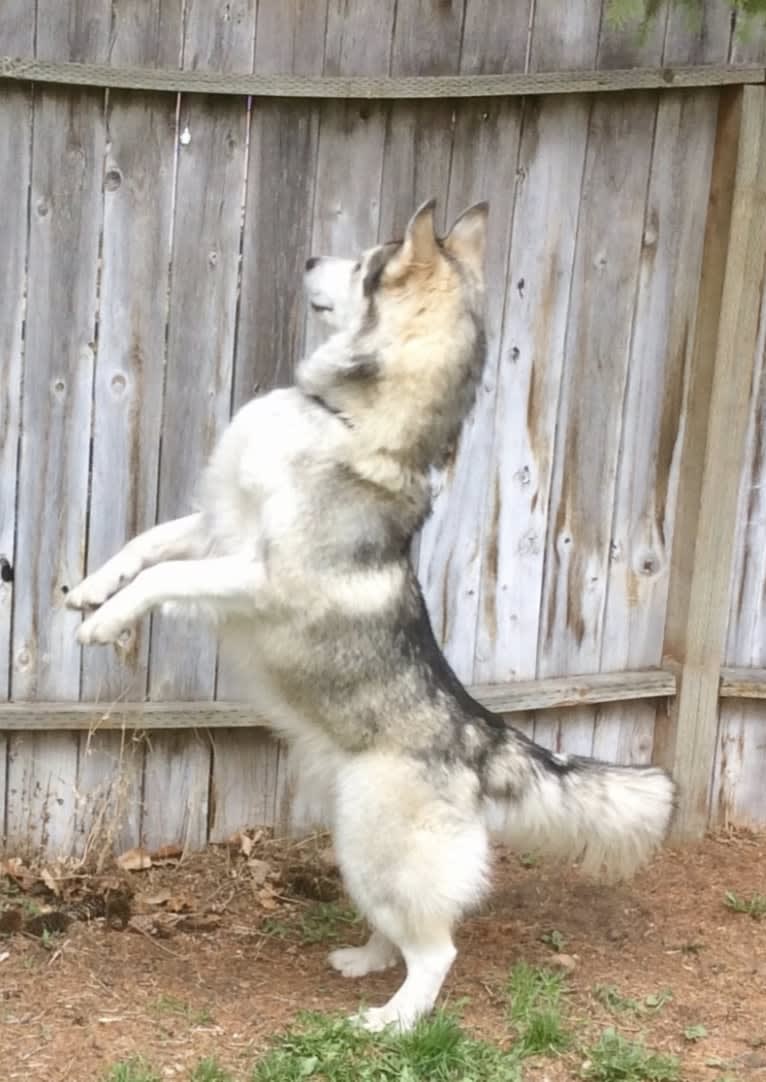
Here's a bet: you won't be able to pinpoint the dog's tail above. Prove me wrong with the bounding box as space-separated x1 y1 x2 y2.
481 729 676 881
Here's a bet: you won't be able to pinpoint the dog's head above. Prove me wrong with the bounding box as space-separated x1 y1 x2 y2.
298 199 488 478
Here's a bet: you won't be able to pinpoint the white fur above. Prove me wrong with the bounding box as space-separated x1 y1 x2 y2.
332 753 489 1030
484 764 675 882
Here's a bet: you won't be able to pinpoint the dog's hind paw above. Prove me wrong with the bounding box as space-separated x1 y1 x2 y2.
350 1003 416 1033
328 939 398 979
328 931 399 978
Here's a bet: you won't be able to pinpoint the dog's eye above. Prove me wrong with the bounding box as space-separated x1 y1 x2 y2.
353 262 361 273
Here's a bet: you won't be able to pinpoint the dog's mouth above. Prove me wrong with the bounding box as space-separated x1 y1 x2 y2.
310 301 333 314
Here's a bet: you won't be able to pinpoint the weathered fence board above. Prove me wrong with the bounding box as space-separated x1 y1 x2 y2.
536 93 657 757
473 95 590 687
711 245 766 827
594 89 718 766
142 729 211 852
0 1 34 704
664 0 732 64
148 21 253 704
657 86 766 838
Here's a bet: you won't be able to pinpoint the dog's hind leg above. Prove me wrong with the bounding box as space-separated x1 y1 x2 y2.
67 514 208 610
333 753 489 1032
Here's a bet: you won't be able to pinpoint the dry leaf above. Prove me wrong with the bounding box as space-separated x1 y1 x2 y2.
140 890 172 908
164 894 193 914
150 844 183 863
0 858 35 890
257 889 279 911
116 847 152 872
41 867 61 897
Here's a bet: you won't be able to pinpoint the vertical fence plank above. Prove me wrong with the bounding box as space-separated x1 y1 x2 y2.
0 0 35 746
655 86 766 838
231 0 330 406
729 11 766 64
142 730 211 853
8 1 111 857
389 0 466 75
460 0 532 73
75 728 144 860
209 729 282 841
5 734 80 856
474 96 590 690
711 255 766 827
528 0 602 70
593 91 718 767
417 100 521 682
142 3 256 852
75 5 185 855
0 1 35 855
147 5 254 703
535 94 657 757
663 0 732 64
597 0 668 68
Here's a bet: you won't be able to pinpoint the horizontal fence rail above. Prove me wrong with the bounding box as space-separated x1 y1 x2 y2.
1 58 765 99
3 665 765 731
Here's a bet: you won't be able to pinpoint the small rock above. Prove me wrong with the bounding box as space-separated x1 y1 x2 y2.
552 953 577 972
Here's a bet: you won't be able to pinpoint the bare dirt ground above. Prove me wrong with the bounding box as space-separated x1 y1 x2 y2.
1 830 764 1081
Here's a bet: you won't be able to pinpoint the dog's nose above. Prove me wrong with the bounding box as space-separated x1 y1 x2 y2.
305 257 320 272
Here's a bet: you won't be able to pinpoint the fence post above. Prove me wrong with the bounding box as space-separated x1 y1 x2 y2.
654 85 766 839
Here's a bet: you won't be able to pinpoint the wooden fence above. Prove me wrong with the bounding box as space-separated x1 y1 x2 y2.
1 0 765 858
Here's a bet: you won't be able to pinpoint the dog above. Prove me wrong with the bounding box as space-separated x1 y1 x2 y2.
68 199 676 1032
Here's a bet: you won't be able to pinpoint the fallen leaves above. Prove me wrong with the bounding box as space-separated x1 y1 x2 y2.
116 847 152 872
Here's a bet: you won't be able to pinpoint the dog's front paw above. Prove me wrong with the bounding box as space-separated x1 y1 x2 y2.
68 574 114 611
67 558 140 611
77 601 137 646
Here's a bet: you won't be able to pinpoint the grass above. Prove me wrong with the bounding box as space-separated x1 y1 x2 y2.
593 985 673 1016
506 962 571 1056
103 1060 161 1082
583 1028 680 1082
262 902 362 945
149 993 214 1026
104 1060 233 1082
724 890 766 920
190 1059 236 1082
251 1010 521 1082
539 929 566 952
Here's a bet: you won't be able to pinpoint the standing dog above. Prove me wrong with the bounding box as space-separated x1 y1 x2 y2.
69 200 675 1032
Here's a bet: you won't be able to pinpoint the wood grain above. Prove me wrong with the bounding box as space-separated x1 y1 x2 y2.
0 77 33 702
656 86 766 838
0 670 677 730
147 10 253 702
473 95 590 685
535 93 657 757
594 90 719 767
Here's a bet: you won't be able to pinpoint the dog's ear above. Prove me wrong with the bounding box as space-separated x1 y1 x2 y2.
400 198 438 266
444 202 488 273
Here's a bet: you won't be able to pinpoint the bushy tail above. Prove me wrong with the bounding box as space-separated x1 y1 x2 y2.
482 733 676 881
